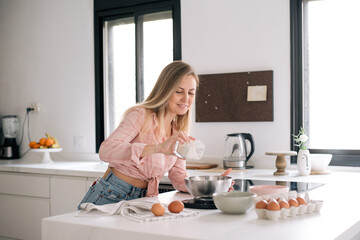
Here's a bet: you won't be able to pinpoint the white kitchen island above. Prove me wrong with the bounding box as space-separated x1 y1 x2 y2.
42 169 360 240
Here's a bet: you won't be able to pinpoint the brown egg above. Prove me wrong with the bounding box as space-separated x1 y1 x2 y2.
279 198 290 209
296 196 307 205
255 199 268 209
266 199 280 211
168 200 184 213
266 198 280 203
288 198 299 207
151 203 165 216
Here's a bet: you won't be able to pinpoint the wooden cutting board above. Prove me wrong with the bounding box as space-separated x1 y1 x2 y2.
186 162 218 169
311 169 331 175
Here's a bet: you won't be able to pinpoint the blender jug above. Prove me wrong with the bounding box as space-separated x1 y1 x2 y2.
0 115 20 159
223 133 255 169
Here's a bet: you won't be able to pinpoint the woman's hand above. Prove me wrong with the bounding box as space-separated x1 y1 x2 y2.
157 131 195 157
221 168 234 192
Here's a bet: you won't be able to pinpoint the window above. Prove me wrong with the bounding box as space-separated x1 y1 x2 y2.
290 0 360 166
94 0 181 152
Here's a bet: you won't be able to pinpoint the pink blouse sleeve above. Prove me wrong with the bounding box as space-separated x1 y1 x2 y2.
168 158 189 192
98 108 147 166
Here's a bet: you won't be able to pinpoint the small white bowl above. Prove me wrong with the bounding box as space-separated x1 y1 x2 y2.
213 191 256 214
310 154 332 171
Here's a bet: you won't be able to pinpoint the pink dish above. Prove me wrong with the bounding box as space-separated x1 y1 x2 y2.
249 185 289 196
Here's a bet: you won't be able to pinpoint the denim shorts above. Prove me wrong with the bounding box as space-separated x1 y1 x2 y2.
77 169 147 210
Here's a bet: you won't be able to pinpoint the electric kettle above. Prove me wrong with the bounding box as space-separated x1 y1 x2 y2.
223 133 255 169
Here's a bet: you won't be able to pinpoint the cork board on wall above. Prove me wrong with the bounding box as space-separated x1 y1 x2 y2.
195 70 273 122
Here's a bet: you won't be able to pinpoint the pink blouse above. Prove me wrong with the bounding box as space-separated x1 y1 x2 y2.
98 107 188 197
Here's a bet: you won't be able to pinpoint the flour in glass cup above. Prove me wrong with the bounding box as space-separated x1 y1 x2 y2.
173 140 205 160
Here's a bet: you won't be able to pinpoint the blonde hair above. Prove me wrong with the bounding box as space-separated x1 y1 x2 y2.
125 61 199 138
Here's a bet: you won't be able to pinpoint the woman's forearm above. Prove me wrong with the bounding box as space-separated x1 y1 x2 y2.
140 144 159 157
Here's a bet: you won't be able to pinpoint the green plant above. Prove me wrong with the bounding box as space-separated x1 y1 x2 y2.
293 127 308 150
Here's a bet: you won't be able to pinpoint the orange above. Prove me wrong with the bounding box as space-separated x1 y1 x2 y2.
32 143 41 149
45 138 54 147
39 138 47 146
29 141 37 148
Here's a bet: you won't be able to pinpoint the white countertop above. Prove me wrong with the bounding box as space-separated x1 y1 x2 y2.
0 156 108 178
1 153 358 180
41 171 360 240
38 169 359 240
1 155 360 239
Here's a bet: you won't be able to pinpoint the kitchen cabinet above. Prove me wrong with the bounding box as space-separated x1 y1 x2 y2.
0 172 50 240
0 194 49 240
50 176 95 216
0 171 97 240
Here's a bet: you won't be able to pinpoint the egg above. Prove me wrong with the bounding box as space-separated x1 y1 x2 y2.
255 199 268 209
288 198 299 207
168 200 184 213
267 198 280 203
151 203 165 216
296 196 307 205
278 197 290 209
266 199 281 211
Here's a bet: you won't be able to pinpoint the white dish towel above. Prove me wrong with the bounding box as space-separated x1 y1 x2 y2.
76 200 199 223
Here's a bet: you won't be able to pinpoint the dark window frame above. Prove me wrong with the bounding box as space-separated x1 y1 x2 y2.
94 0 181 152
290 0 360 167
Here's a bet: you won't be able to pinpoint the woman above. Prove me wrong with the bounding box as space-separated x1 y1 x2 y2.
78 61 230 208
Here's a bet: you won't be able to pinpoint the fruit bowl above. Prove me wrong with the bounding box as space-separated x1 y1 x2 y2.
32 148 62 163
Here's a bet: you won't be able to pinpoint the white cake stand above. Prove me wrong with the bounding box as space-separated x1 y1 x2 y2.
32 148 63 163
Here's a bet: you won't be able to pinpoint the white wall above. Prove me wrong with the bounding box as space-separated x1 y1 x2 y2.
182 0 291 167
0 0 291 167
0 0 95 156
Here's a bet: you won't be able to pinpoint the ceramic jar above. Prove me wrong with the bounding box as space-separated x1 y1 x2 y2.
297 149 311 176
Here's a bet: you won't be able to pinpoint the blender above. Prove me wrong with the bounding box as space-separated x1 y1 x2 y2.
0 115 20 159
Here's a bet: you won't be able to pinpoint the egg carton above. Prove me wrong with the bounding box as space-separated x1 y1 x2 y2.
254 191 324 221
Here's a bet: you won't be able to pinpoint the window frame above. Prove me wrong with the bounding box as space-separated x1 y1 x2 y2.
94 0 181 152
290 0 360 167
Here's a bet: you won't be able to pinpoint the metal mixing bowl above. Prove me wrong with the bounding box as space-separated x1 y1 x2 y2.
185 175 232 198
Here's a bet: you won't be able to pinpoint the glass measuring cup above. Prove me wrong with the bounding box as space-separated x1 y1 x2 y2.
173 140 205 160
